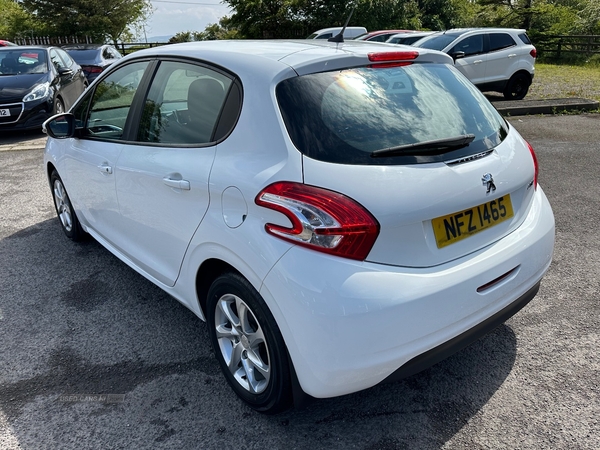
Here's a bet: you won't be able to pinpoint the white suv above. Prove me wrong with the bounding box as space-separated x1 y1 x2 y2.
414 28 537 100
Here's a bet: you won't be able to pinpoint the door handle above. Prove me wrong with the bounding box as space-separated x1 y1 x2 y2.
98 163 112 174
163 177 190 190
508 54 517 58
473 60 483 64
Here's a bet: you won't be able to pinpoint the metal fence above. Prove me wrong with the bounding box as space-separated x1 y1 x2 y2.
10 36 168 54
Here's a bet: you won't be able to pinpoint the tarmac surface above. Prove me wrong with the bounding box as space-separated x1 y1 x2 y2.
0 114 598 449
0 97 598 152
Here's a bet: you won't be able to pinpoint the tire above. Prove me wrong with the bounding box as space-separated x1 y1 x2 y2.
53 97 65 115
207 272 293 414
503 73 531 100
50 170 85 241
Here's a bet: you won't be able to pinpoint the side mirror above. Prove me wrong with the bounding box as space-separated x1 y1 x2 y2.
57 66 73 76
450 51 465 61
43 113 76 139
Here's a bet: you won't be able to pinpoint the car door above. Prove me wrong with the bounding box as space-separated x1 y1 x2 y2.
55 48 86 103
62 60 151 245
49 48 79 107
484 32 519 86
112 60 234 286
447 34 487 86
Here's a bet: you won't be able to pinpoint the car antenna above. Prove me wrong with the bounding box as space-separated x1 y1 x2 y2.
328 6 356 43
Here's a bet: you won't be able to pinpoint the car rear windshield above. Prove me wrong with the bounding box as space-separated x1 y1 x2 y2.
66 49 100 61
276 63 508 165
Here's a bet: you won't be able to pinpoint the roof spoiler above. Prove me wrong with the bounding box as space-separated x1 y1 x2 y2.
328 6 356 43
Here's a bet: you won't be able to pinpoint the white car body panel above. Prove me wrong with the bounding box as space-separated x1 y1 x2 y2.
262 187 554 397
302 126 536 267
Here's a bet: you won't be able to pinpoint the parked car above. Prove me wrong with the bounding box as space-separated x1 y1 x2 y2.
0 46 87 130
306 26 367 39
354 30 415 42
413 28 537 99
63 44 122 83
43 39 554 414
0 40 17 47
386 31 436 45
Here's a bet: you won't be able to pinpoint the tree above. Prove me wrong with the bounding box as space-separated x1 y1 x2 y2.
0 0 39 39
21 0 152 43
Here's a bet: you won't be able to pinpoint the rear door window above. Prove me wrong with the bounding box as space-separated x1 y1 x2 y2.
489 33 517 52
136 61 233 145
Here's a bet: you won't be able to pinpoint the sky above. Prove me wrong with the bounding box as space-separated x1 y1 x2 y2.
143 0 231 40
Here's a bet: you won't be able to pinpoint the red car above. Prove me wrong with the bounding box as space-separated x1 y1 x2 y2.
0 40 17 47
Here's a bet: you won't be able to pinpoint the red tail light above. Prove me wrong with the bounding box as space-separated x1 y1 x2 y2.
255 182 380 260
82 65 103 73
530 48 537 58
526 141 538 190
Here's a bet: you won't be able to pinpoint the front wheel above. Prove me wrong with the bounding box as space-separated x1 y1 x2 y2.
50 170 85 241
53 97 65 115
503 73 531 100
207 272 293 414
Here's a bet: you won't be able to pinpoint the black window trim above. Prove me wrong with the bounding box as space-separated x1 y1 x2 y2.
69 55 244 148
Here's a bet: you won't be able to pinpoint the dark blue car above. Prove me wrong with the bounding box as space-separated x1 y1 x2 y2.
0 46 87 131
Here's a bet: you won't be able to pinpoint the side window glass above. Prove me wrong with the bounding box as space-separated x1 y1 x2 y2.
451 35 484 57
56 48 73 68
489 33 516 52
137 61 232 145
518 33 532 45
103 48 112 59
50 49 65 70
83 61 149 139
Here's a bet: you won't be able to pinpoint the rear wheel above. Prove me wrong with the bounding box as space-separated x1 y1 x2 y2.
50 170 85 241
503 73 530 100
207 272 293 414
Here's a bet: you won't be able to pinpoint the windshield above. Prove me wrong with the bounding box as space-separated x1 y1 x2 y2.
66 49 100 61
276 63 507 165
0 49 48 75
413 33 461 51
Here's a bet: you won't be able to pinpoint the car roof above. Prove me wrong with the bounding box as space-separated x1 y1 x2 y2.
361 30 415 37
0 45 53 51
130 39 452 77
432 28 527 36
312 26 367 33
389 31 433 38
63 44 109 50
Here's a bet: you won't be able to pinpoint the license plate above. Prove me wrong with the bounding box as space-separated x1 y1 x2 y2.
0 109 10 117
432 194 514 248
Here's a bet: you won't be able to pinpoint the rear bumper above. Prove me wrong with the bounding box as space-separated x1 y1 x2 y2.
260 187 554 398
382 281 539 383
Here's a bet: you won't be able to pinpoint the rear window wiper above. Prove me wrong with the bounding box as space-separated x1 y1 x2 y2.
371 134 475 158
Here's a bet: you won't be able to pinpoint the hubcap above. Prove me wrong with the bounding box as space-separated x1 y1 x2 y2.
53 180 73 232
214 294 270 394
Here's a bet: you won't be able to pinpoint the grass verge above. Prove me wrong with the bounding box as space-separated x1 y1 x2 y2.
529 63 600 101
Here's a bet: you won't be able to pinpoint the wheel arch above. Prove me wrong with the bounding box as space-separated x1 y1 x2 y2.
46 161 57 185
195 258 241 319
195 257 311 410
511 69 533 84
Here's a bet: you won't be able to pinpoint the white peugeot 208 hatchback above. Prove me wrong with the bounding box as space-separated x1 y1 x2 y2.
43 39 555 413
